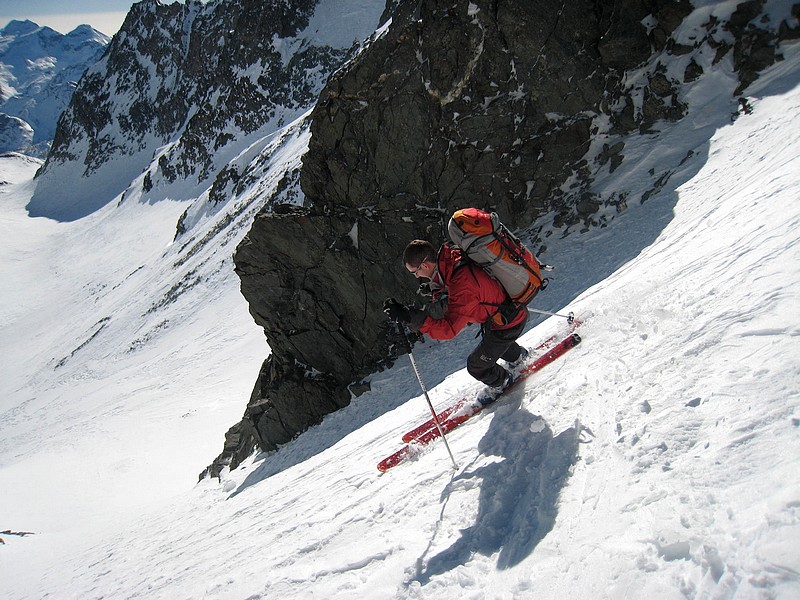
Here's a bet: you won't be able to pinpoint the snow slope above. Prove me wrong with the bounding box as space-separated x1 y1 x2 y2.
0 37 799 600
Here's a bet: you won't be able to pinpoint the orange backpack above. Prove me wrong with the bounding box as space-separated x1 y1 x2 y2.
448 208 546 306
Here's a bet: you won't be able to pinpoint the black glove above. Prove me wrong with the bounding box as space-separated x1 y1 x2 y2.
383 298 411 323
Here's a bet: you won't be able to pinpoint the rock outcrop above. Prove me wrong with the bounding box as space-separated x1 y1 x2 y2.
0 113 33 151
202 0 799 478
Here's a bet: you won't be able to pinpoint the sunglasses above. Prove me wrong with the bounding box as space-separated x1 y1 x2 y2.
408 262 426 275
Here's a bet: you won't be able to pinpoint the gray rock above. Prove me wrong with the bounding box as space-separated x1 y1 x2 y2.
207 0 798 476
206 0 707 475
31 0 367 220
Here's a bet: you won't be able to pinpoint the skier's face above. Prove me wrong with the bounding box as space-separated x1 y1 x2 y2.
406 259 435 280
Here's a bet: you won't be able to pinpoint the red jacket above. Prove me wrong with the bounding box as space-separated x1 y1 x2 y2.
420 245 526 340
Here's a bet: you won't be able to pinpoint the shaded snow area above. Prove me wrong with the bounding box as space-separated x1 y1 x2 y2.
1 45 799 600
272 0 384 64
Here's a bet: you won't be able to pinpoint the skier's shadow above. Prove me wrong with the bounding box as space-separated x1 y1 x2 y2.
409 404 580 584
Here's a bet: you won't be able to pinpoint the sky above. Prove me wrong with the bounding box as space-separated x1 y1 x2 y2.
0 0 173 36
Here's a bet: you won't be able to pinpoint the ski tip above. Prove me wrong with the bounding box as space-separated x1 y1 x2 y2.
377 457 400 472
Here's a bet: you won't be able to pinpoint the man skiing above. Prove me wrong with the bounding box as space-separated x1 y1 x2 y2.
383 239 529 405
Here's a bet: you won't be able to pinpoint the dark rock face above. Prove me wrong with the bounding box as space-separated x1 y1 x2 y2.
299 0 699 230
204 0 708 476
235 205 427 383
729 0 790 94
205 203 444 473
190 0 799 478
305 0 627 226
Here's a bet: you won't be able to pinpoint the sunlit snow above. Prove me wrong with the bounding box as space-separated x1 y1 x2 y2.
0 22 798 600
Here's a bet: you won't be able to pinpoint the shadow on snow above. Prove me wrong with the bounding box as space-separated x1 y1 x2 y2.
408 406 581 584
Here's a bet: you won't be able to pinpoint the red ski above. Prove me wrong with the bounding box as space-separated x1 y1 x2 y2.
400 318 583 444
377 332 582 472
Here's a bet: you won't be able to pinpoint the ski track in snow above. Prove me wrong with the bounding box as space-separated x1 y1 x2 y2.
1 18 800 600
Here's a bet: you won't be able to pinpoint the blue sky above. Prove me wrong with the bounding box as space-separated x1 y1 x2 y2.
0 0 161 36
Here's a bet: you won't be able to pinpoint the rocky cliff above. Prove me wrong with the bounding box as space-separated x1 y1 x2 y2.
204 0 799 477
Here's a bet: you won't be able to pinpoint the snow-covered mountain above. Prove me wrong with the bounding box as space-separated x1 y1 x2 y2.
22 0 799 484
0 20 110 157
1 0 799 596
28 0 385 222
0 42 798 597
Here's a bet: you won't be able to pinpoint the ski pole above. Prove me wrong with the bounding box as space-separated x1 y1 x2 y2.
396 323 458 470
527 307 575 323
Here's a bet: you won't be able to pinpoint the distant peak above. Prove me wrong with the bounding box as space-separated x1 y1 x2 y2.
1 19 40 37
68 24 95 35
66 24 111 43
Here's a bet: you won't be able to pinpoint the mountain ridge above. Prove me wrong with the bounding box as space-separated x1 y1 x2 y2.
0 19 110 156
28 0 385 222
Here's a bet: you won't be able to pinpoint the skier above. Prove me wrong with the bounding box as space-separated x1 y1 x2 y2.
383 239 529 404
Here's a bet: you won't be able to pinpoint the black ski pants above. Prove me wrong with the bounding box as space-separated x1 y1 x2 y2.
467 311 528 387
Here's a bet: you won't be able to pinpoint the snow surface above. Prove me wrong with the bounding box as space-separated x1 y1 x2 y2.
1 33 799 600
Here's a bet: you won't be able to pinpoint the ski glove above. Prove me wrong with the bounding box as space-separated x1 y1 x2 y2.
383 298 411 323
384 298 427 332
